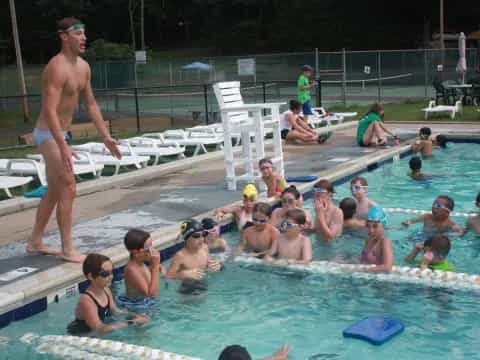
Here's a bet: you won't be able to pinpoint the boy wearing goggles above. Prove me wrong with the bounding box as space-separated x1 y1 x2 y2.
402 196 463 236
350 176 376 219
237 203 278 258
313 180 343 241
266 209 312 264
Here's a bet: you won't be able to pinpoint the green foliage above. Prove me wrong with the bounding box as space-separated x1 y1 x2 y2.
85 39 133 61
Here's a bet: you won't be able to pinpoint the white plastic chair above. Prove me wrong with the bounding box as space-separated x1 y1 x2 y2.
422 99 462 120
0 174 34 198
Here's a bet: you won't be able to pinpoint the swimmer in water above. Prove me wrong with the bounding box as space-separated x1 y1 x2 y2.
350 176 377 219
402 195 463 236
404 234 453 271
465 192 480 234
214 184 257 231
411 127 433 157
339 197 366 231
201 217 229 254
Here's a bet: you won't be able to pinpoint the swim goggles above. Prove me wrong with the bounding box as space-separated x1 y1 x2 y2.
313 187 329 194
252 216 268 224
243 195 256 202
351 184 368 193
98 270 113 278
432 201 451 213
280 220 299 232
59 23 85 33
190 230 208 239
366 220 380 228
259 165 273 171
281 197 296 205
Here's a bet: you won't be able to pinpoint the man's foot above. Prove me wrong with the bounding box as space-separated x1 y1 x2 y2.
26 243 62 256
61 251 86 263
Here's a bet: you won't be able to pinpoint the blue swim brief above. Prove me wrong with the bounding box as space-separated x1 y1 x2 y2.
33 128 72 146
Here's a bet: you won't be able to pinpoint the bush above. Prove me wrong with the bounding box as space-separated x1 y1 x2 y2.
85 39 133 61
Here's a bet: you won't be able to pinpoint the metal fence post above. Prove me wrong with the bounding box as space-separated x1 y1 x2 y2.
134 87 140 133
341 48 347 107
317 79 322 107
424 49 428 99
203 84 209 124
377 50 382 102
262 81 267 116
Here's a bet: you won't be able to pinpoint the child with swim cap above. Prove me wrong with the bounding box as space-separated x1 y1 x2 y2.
465 192 480 234
266 209 312 264
165 219 223 293
214 184 257 231
201 217 229 253
238 202 278 258
402 195 463 236
360 207 393 273
404 234 453 271
259 158 287 198
123 229 161 300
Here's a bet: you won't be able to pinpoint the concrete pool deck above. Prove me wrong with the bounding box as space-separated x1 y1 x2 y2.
1 121 479 318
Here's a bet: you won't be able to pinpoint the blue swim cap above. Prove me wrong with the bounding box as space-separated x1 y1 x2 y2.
367 207 387 225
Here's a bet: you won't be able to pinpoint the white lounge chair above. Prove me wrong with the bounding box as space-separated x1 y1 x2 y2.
0 174 34 198
310 107 358 127
422 100 462 120
71 143 150 175
143 129 224 156
120 138 186 165
0 156 103 186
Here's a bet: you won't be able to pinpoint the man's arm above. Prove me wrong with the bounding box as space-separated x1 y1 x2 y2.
83 63 121 158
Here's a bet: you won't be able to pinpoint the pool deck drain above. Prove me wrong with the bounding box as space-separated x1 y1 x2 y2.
0 121 480 316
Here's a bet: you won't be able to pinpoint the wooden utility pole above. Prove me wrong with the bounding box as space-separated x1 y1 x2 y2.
140 0 145 50
9 0 30 122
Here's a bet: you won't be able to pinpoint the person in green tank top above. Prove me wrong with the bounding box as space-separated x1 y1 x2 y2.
356 103 399 146
404 234 454 272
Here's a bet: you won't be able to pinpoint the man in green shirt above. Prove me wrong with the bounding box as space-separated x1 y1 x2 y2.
297 65 317 124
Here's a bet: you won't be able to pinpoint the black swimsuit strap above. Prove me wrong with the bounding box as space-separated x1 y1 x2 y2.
84 290 110 310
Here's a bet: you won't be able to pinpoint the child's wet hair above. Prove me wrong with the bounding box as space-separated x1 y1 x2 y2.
339 197 357 220
424 235 451 256
419 127 432 138
350 176 368 186
436 134 447 148
258 157 273 167
313 179 334 193
476 192 480 204
253 202 271 216
409 156 422 171
281 185 301 199
124 228 150 251
437 195 454 211
285 209 306 225
83 253 111 278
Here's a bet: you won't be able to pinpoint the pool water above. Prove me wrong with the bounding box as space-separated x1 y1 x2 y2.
305 142 480 274
1 142 480 359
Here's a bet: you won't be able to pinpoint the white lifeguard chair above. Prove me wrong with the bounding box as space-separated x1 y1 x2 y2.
213 81 285 191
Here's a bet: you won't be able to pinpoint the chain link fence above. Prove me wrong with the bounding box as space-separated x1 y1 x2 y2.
1 48 479 149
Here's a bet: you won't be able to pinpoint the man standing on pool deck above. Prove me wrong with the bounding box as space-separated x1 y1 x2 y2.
27 17 121 262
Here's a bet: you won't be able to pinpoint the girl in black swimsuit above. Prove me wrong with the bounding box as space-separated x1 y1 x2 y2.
67 254 149 334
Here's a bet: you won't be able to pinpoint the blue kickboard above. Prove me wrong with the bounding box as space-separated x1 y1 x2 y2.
24 185 48 198
343 316 404 345
286 175 318 183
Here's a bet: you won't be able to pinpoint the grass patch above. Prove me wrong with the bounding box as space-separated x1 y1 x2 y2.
329 101 480 122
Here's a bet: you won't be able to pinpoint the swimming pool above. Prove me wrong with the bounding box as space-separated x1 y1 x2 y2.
307 142 480 275
1 141 479 359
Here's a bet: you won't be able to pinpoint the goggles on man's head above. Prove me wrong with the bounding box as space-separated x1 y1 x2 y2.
59 23 85 33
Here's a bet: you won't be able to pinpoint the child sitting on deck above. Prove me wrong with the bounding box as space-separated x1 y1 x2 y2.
465 192 480 234
350 176 377 219
411 127 433 157
123 229 161 300
201 217 229 254
259 157 287 198
237 202 279 258
266 209 312 264
165 219 223 293
402 195 463 236
67 254 149 334
404 234 453 271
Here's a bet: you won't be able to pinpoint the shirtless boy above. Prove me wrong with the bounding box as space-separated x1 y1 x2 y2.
28 18 120 262
238 203 279 258
402 195 463 236
350 177 376 219
411 127 433 157
166 219 223 292
313 179 343 241
266 209 312 264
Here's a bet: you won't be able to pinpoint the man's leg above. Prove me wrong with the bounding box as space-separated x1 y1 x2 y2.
28 141 62 255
